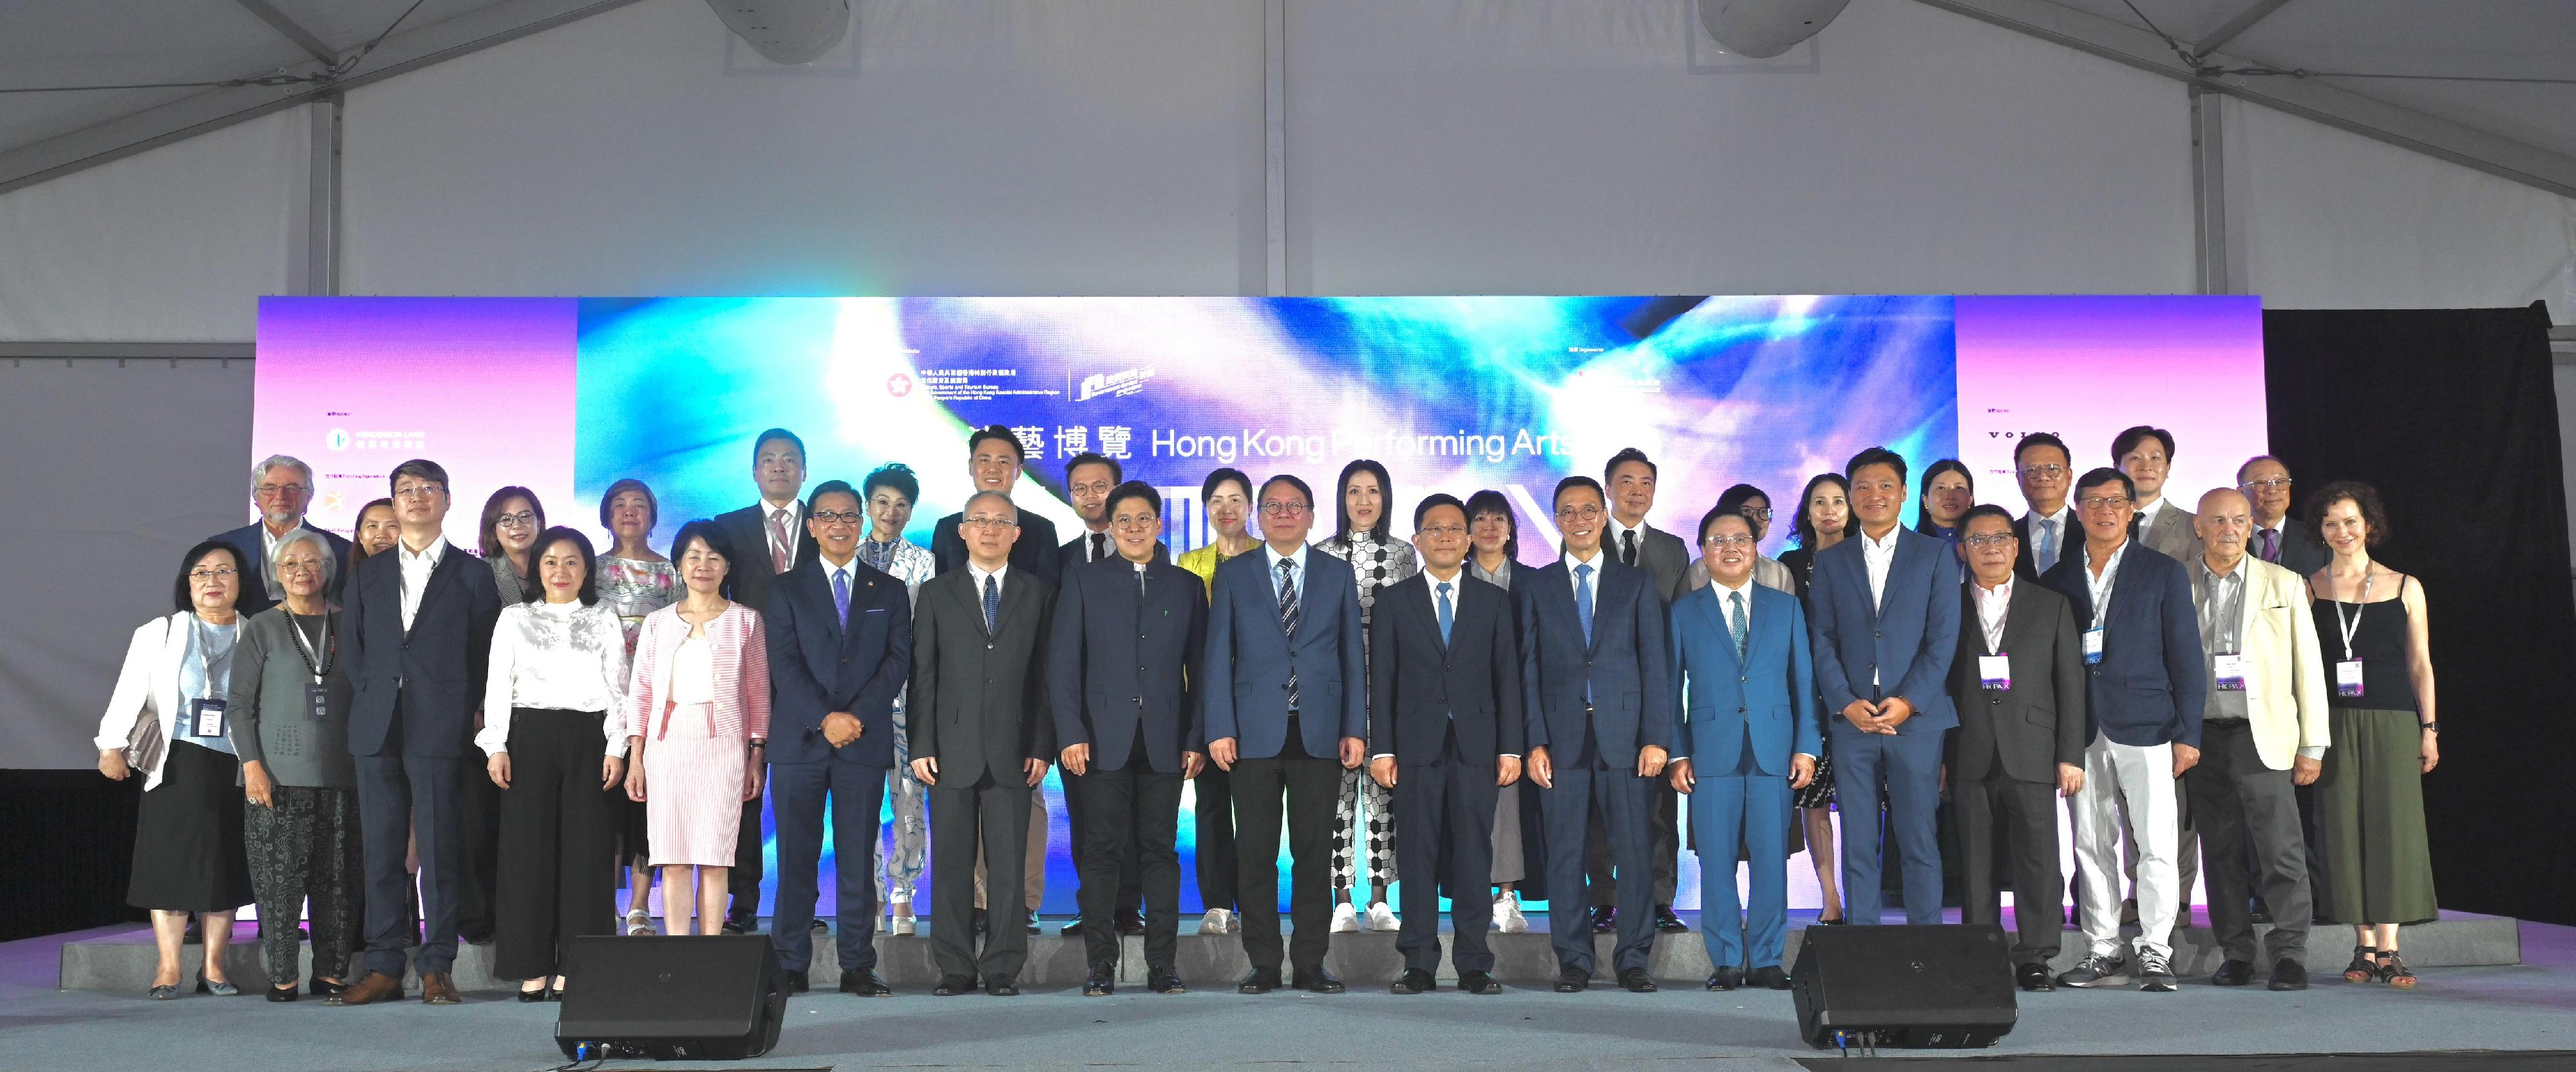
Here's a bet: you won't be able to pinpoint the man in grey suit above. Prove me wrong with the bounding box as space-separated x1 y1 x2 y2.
1596 447 1689 935
1947 506 2088 991
2239 457 2329 579
909 490 1056 997
2117 426 2202 564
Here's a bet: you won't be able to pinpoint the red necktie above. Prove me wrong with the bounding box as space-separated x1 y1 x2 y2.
770 508 792 575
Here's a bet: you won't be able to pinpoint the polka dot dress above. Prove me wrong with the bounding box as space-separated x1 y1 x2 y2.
1318 530 1417 898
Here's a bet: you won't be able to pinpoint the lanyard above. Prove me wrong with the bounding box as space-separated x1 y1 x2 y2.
2331 573 2376 662
189 616 236 700
2083 543 2125 631
2199 562 2245 653
285 609 336 685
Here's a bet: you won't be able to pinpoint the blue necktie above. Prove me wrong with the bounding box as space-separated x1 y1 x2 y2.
1573 562 1595 646
1435 580 1454 646
2036 517 2060 574
983 573 1000 634
831 567 851 627
1729 589 1748 664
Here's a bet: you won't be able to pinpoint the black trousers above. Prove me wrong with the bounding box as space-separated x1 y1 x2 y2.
929 774 1033 982
1063 767 1144 920
1194 763 1239 912
1074 760 1183 970
1954 766 2063 964
245 785 361 986
492 708 618 981
1394 730 1499 974
2186 720 2313 964
728 794 765 923
1231 724 1342 973
455 751 502 942
1587 778 1679 907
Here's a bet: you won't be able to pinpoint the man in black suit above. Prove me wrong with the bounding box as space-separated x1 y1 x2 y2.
764 480 909 997
1202 474 1367 995
1596 448 1689 935
214 454 353 617
1052 452 1155 938
933 426 1063 585
911 490 1056 996
332 459 501 1007
1369 493 1522 995
1947 505 2088 991
2011 433 2077 581
1048 481 1206 996
711 426 819 932
2238 456 2328 578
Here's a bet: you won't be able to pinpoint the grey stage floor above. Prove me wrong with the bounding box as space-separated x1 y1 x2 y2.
6 918 2574 1071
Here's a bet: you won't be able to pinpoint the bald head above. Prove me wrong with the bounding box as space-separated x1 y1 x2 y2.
2193 487 2252 569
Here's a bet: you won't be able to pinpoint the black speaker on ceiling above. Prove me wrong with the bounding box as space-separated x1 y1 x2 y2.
1789 924 2016 1050
555 934 785 1061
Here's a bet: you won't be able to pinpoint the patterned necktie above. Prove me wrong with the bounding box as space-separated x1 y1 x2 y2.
1277 557 1300 709
832 567 851 627
1729 589 1749 663
770 508 793 575
982 573 1001 634
1092 531 1108 560
1573 562 1595 645
2257 528 2279 563
1620 529 1638 567
1435 580 1454 646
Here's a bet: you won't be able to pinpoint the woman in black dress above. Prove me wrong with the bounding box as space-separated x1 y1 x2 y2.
1774 473 1852 923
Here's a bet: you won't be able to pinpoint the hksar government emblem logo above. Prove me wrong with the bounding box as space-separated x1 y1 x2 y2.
887 372 913 397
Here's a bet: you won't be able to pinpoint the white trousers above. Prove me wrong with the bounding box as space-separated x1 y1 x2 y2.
2070 734 2180 960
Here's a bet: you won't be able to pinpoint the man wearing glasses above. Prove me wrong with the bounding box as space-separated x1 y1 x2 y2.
2011 433 2076 580
334 459 502 1006
2237 457 2328 578
1202 474 1367 995
765 480 910 997
2040 468 2206 993
214 454 352 616
1052 452 1158 941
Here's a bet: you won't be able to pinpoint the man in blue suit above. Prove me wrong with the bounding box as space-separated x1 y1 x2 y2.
1202 474 1367 995
1807 446 1960 926
766 479 913 997
1521 475 1671 994
214 454 352 617
1668 507 1819 991
2041 468 2206 993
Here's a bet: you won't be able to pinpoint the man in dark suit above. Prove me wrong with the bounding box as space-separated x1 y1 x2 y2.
1808 447 1960 928
2010 434 2076 581
1522 475 1671 993
911 490 1056 996
1368 493 1522 995
1048 481 1205 996
933 425 1063 586
333 459 501 1007
1202 474 1367 995
712 426 819 932
2041 468 2206 993
1596 447 1689 935
214 454 353 617
2239 455 2327 578
1052 452 1157 939
1948 505 2088 991
764 479 909 997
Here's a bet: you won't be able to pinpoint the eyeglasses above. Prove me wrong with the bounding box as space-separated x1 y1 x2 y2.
811 510 862 525
189 567 239 582
494 510 536 528
1418 524 1466 538
1554 504 1603 522
2239 477 2293 491
2078 495 2133 511
277 557 325 572
1258 501 1309 517
2018 464 2069 479
1701 534 1754 549
961 517 1019 531
393 484 445 501
254 483 308 498
1068 479 1116 496
1111 513 1159 530
1962 533 2017 550
1739 507 1774 521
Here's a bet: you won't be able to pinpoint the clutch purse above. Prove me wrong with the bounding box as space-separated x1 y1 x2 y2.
124 694 166 774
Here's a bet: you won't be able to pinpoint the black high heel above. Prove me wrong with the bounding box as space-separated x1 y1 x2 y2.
308 976 345 997
516 982 551 1003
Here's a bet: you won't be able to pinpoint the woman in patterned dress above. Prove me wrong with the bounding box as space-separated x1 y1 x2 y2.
598 479 680 935
857 463 937 935
1315 459 1416 933
1774 473 1852 924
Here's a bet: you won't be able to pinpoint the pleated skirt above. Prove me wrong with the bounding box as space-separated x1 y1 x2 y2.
2315 706 2439 926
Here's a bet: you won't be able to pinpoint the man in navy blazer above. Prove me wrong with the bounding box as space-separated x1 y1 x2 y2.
215 454 352 617
2041 468 2206 993
1807 447 1960 927
1202 474 1367 995
334 459 501 1006
1667 508 1819 991
1520 475 1671 994
1367 494 1523 995
765 479 912 997
1047 481 1206 996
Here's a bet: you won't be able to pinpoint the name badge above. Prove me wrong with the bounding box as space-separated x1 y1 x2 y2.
1978 654 2011 691
2082 628 2104 665
189 697 228 738
2335 659 2365 698
305 682 336 722
2214 653 2248 692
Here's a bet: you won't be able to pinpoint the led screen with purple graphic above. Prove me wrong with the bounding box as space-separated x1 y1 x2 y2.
255 294 2268 918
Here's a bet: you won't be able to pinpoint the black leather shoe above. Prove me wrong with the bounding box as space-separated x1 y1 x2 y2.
839 970 890 997
1707 967 1742 991
1023 909 1040 935
720 914 752 935
1587 905 1616 933
1653 905 1689 933
1084 967 1115 997
1390 969 1434 995
1148 967 1186 994
985 975 1021 996
1618 968 1658 993
1238 969 1281 994
2211 959 2255 987
1553 968 1590 993
1292 968 1345 994
809 919 828 935
932 975 977 997
2268 959 2309 991
2016 962 2056 992
1750 966 1793 991
516 984 549 1003
269 982 301 1002
1459 970 1502 995
779 972 811 995
307 976 344 998
1061 915 1088 936
1117 910 1146 935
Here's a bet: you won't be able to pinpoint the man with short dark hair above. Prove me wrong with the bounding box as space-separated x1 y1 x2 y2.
2115 426 2202 563
2011 434 2075 580
713 426 819 932
216 454 352 616
1596 447 1689 935
1054 452 1153 937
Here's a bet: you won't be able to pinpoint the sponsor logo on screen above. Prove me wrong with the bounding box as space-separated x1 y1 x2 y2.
1077 367 1155 402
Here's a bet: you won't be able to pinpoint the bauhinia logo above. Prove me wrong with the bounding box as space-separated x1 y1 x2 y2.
1078 367 1155 402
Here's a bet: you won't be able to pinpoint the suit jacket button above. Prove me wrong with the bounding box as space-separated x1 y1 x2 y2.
1739 676 1748 684
2091 669 2101 677
1738 706 1746 714
1873 630 1883 638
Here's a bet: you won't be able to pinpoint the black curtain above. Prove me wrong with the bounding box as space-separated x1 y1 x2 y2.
2262 302 2574 927
0 770 144 941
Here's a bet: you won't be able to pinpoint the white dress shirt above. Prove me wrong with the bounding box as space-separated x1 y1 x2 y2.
763 497 804 573
397 535 448 633
1972 575 2012 653
966 559 1011 606
477 600 632 757
1605 515 1652 567
1859 526 1900 612
1710 573 1756 641
2025 504 2072 574
1262 542 1309 608
2083 537 2129 627
1562 546 1607 604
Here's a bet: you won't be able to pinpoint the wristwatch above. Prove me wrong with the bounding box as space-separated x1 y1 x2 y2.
2418 722 2439 732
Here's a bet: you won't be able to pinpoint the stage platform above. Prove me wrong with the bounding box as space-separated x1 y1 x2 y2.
55 908 2524 991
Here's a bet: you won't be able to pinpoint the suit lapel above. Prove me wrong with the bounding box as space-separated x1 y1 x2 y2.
809 566 844 643
1999 580 2045 656
408 550 465 633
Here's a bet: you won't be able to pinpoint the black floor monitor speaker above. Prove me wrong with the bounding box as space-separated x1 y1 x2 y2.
556 934 785 1060
1790 924 2016 1050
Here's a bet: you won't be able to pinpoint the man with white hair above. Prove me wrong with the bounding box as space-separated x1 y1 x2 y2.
214 455 352 617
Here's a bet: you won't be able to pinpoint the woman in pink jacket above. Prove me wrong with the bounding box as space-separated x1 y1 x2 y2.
625 520 771 936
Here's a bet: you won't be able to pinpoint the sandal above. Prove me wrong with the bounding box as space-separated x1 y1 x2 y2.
625 909 658 936
2376 952 2416 989
2343 946 2378 984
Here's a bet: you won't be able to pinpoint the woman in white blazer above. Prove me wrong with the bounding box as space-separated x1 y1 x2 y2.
95 540 260 999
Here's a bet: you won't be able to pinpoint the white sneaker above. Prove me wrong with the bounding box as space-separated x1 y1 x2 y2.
1365 901 1401 932
1494 894 1528 933
1331 901 1362 933
889 914 916 936
1200 908 1233 935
